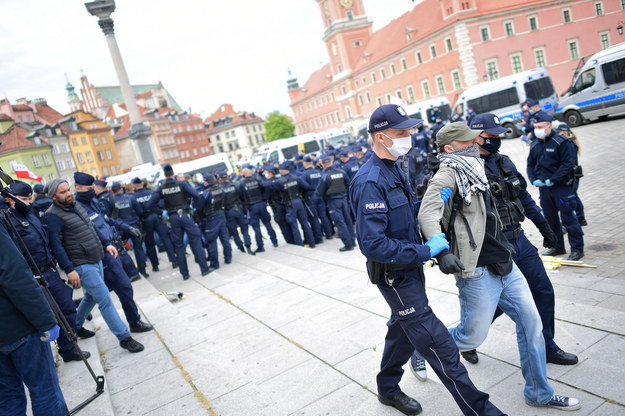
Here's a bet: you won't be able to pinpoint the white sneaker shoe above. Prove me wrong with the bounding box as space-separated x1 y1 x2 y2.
409 354 427 382
528 394 581 411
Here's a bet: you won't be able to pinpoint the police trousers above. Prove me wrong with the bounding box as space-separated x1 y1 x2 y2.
377 266 505 416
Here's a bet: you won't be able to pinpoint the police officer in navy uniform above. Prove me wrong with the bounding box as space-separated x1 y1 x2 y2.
147 164 211 280
6 180 93 363
350 104 505 416
236 168 278 252
219 171 255 255
518 98 541 138
73 172 153 334
527 111 584 261
264 166 294 244
31 183 52 219
200 173 231 270
467 113 579 366
112 182 149 277
132 177 177 271
94 179 116 218
317 156 355 252
300 156 333 240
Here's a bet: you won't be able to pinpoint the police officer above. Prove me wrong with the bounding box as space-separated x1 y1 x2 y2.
31 183 52 219
200 173 231 270
73 173 153 334
94 179 117 218
219 170 255 255
132 177 177 271
527 111 584 260
317 156 355 252
350 104 505 416
146 164 211 280
300 156 333 240
400 132 429 195
264 166 294 244
112 181 149 277
518 98 541 138
273 161 316 247
236 168 278 252
466 113 578 365
6 181 93 363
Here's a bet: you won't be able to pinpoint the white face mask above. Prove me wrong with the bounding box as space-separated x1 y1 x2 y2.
534 128 549 139
381 133 412 157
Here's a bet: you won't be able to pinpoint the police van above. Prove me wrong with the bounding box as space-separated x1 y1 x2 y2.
556 42 625 126
106 162 163 185
250 133 324 166
454 68 557 138
320 128 353 148
170 152 233 183
404 96 452 127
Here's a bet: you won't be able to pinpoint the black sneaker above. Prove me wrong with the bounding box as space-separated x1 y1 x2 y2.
547 349 579 365
528 394 581 411
182 274 190 280
129 274 141 282
461 349 479 364
201 267 216 276
120 336 144 353
172 262 178 269
579 218 587 226
378 392 422 415
130 320 153 333
62 350 91 362
152 265 159 272
543 248 566 256
272 242 279 248
237 246 245 253
339 246 354 252
139 269 150 278
245 246 256 255
255 247 265 253
76 327 95 339
225 259 232 264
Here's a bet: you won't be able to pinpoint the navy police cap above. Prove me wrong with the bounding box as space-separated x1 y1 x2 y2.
94 179 108 187
74 172 95 186
368 104 423 133
33 184 44 194
530 111 553 124
131 177 142 185
469 113 510 135
111 182 122 191
523 98 539 107
9 180 33 197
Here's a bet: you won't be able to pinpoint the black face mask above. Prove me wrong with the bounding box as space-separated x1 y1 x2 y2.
76 189 96 201
480 137 501 154
14 200 32 215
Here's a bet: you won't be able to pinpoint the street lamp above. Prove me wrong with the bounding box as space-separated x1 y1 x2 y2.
617 21 624 36
85 0 155 164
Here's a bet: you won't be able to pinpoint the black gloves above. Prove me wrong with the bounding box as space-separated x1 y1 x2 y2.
536 221 557 248
436 250 465 275
128 227 142 240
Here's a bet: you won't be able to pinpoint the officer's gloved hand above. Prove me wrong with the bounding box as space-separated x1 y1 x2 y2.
440 187 452 203
536 221 557 248
425 233 449 257
436 250 465 275
128 227 142 239
40 325 60 342
532 179 546 187
544 179 554 187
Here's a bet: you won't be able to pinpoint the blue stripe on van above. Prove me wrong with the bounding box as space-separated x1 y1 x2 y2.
555 91 625 113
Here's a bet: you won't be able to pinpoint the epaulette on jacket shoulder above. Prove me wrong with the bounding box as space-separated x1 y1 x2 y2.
366 165 380 183
551 134 567 145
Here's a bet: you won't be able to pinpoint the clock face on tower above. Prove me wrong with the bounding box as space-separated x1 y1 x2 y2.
340 0 353 8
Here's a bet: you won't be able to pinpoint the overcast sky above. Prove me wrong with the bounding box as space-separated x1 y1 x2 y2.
0 0 417 119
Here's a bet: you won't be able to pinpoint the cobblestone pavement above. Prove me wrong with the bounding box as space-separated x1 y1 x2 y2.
52 116 625 416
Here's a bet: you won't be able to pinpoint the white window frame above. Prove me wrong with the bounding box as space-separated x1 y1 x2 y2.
416 50 423 64
407 85 415 103
485 58 499 80
568 38 580 60
528 15 538 31
533 46 547 67
401 57 408 71
429 44 437 59
421 80 431 99
451 70 462 90
562 8 572 23
599 31 610 50
435 74 446 95
510 53 524 73
504 20 515 36
594 1 603 16
444 36 453 52
479 25 490 42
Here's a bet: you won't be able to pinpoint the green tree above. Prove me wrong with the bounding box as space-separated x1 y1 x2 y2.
264 111 295 142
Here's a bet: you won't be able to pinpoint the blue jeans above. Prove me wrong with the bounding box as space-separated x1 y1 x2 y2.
0 332 67 416
452 264 553 405
75 261 130 341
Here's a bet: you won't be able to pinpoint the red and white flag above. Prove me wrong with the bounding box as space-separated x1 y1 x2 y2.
9 160 43 182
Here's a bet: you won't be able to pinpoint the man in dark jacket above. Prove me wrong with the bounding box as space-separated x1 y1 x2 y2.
45 178 144 353
0 214 67 415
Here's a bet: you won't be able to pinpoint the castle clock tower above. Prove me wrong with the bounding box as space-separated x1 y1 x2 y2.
316 0 372 78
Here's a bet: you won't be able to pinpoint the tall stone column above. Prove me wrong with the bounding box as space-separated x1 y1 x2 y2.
85 0 156 165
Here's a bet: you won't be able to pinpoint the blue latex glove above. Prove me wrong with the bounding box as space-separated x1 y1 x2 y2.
425 233 450 257
440 187 452 203
532 179 545 187
40 325 60 342
545 179 553 187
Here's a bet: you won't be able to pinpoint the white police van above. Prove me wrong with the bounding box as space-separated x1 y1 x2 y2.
556 42 625 126
250 133 323 166
106 163 163 185
404 96 452 127
454 68 557 138
171 152 233 183
320 128 353 148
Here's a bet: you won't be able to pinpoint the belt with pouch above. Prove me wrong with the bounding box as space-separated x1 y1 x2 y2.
36 261 57 274
503 226 522 240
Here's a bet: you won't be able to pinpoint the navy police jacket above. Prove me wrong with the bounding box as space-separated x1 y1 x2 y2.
75 196 129 245
349 152 431 265
527 131 577 186
114 193 143 225
8 208 54 269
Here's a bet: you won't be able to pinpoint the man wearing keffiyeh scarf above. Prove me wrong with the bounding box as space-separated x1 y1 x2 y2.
437 142 489 206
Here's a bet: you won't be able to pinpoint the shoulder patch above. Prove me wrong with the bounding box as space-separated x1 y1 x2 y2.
363 200 387 213
366 165 380 183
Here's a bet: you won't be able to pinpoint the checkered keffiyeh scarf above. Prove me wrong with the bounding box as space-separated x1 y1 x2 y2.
437 145 489 205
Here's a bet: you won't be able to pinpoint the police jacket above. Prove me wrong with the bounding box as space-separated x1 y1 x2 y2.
149 178 199 213
96 190 116 218
483 153 546 232
273 173 311 205
45 201 105 274
32 195 52 219
299 167 323 199
527 131 577 186
201 184 225 217
349 153 431 265
221 181 243 211
7 208 54 271
0 217 57 347
318 167 349 200
342 158 361 182
114 193 143 225
134 188 160 216
236 176 265 207
75 195 129 245
418 163 486 278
